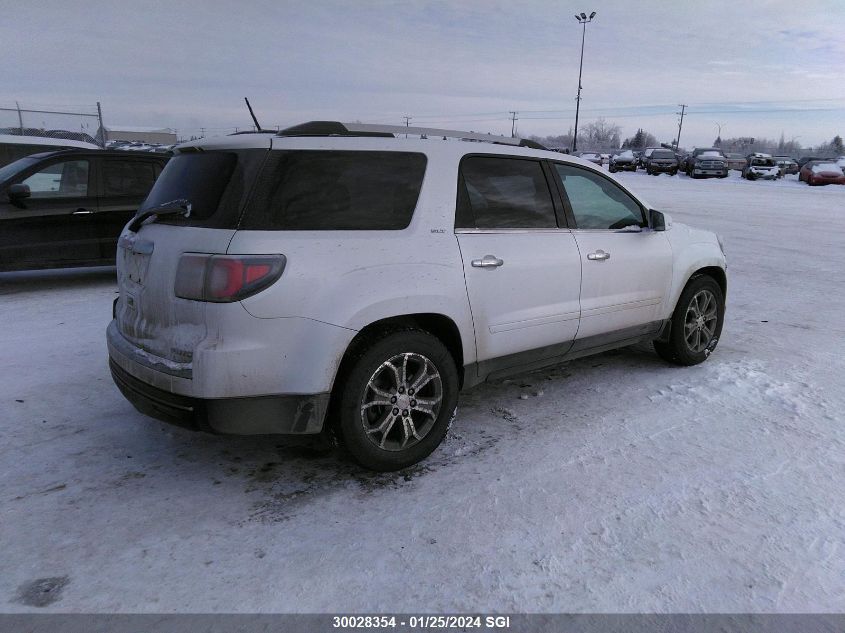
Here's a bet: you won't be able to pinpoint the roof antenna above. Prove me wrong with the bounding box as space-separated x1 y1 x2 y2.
244 97 262 131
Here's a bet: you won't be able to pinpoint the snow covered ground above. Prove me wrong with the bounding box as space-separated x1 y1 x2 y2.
2 171 844 613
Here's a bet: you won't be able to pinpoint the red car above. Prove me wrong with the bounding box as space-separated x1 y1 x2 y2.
799 161 845 186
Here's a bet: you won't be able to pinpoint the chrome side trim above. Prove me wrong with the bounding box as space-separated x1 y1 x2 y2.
489 310 580 334
580 297 662 318
455 228 572 234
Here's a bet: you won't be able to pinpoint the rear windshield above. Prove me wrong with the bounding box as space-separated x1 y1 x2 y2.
241 150 427 230
139 149 266 228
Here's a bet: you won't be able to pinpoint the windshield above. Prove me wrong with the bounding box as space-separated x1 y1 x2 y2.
699 151 723 158
652 150 674 158
0 156 42 185
813 163 841 172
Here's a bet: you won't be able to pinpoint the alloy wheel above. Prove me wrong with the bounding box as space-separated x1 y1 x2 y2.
684 289 719 353
360 352 443 452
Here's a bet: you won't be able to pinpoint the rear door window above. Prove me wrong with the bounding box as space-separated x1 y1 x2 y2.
242 151 427 230
102 160 157 196
455 156 556 229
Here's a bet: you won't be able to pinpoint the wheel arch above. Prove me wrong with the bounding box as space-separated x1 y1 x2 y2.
688 265 727 299
332 312 467 395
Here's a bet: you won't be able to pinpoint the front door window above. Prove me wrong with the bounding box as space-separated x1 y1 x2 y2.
22 160 90 198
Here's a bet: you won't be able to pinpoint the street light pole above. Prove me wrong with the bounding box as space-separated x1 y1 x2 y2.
572 11 596 153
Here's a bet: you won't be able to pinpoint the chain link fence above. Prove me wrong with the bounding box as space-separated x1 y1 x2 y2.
0 102 105 147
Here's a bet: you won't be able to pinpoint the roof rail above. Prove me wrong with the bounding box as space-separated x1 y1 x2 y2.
276 121 549 150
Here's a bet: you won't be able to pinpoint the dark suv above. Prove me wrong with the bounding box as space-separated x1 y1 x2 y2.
0 150 168 271
644 149 679 175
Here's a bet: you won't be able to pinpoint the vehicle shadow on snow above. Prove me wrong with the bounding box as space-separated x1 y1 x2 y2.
122 344 671 525
0 266 116 296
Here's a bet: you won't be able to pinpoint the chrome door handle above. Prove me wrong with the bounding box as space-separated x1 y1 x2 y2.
471 255 504 268
72 208 94 215
587 250 610 261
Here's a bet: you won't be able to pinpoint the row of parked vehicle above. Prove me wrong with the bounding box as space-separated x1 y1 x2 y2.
596 146 845 185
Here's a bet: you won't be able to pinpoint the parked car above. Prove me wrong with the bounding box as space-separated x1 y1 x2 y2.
106 121 727 471
742 154 780 181
0 149 168 271
608 149 638 173
638 147 662 168
724 153 747 171
688 150 729 179
799 161 845 186
0 133 102 169
797 156 826 170
578 152 603 166
773 156 799 176
644 149 679 175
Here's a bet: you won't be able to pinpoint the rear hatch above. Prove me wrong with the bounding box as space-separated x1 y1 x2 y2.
114 146 268 365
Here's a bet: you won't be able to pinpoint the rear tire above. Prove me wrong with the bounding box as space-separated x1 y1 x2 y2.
654 276 725 366
335 330 459 471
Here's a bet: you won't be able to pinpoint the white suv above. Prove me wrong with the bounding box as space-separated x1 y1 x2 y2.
107 122 727 471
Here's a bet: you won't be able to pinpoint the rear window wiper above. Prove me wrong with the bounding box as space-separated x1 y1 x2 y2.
128 199 192 232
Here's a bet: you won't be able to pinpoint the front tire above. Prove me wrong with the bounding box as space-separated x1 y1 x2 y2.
336 330 459 471
654 276 725 366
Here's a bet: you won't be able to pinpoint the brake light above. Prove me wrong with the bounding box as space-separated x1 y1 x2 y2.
175 254 286 302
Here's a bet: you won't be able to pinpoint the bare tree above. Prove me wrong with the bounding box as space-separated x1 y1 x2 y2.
580 118 621 151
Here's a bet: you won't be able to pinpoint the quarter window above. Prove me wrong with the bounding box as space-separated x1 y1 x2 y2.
456 156 556 229
242 151 427 230
553 164 645 230
22 159 90 198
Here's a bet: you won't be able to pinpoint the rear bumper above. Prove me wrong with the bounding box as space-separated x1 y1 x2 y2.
109 359 330 435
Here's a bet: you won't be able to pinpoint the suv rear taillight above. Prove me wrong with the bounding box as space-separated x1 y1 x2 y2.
175 254 286 302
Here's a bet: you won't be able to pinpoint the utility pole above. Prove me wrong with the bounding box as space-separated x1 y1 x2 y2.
572 11 596 152
15 101 24 136
675 104 687 150
200 127 206 138
403 115 411 138
96 101 105 147
509 111 519 138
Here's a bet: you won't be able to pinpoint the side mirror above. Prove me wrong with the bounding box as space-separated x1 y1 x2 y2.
8 183 31 201
650 209 667 231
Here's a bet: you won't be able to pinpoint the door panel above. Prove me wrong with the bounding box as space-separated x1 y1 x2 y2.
0 158 99 270
550 161 673 339
571 230 672 338
457 231 582 362
454 155 582 371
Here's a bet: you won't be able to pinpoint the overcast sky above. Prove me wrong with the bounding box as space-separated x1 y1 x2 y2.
2 0 844 147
